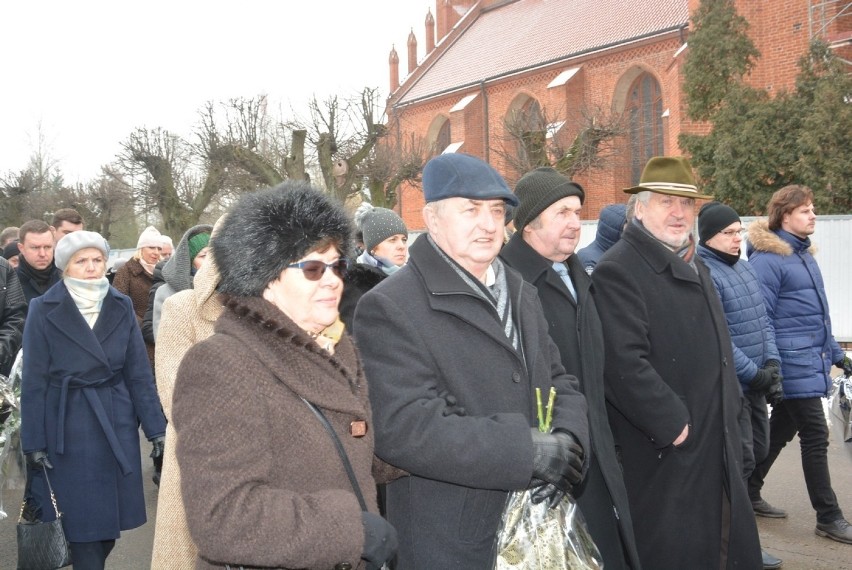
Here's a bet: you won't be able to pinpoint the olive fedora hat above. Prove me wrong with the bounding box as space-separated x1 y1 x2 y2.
623 156 714 200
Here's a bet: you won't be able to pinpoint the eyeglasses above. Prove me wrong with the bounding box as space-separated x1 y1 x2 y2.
286 259 348 281
719 229 746 237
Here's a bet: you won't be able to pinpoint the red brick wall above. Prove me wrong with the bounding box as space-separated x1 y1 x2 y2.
391 0 825 231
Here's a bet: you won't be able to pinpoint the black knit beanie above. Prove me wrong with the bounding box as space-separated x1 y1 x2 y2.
698 202 740 245
513 167 585 231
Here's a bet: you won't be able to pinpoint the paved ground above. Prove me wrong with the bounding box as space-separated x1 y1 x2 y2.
1 429 850 569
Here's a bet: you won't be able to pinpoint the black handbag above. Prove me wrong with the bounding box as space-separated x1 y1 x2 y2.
17 465 72 570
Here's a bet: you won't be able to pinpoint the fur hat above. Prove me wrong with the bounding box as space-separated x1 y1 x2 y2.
54 230 110 271
136 225 163 249
422 153 518 206
698 202 740 245
214 181 352 297
513 167 585 231
623 156 714 200
361 207 408 253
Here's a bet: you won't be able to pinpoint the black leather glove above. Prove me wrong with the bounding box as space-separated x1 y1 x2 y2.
748 367 776 393
530 429 584 492
149 436 165 459
26 450 53 470
835 355 852 378
361 511 398 569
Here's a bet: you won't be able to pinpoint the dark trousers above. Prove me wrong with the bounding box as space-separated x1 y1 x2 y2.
740 391 770 478
69 539 116 570
748 397 844 523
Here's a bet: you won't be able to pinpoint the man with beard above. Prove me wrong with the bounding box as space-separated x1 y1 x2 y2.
592 157 761 569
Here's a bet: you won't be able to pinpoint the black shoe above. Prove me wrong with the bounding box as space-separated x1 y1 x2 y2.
762 549 782 569
815 519 852 544
752 498 787 518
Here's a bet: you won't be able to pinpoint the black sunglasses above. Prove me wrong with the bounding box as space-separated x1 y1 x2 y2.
286 259 349 281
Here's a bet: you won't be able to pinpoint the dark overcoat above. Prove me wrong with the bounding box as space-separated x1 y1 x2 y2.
112 257 156 368
354 236 590 569
592 222 761 570
21 281 166 542
500 233 641 570
173 295 389 570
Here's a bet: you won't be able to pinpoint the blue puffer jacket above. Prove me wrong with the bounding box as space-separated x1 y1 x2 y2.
697 244 779 393
746 220 844 399
577 203 627 274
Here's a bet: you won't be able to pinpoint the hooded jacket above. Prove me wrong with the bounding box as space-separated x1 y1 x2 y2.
696 244 780 392
142 224 212 342
746 219 843 398
151 254 222 569
576 204 627 273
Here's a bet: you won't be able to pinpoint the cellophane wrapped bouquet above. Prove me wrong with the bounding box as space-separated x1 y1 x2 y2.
493 387 603 570
0 350 26 520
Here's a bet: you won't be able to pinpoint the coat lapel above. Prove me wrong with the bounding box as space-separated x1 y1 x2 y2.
623 224 701 286
44 283 111 367
411 237 519 356
500 233 576 305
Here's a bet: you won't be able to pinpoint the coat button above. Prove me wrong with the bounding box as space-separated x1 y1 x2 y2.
334 564 353 570
512 372 521 383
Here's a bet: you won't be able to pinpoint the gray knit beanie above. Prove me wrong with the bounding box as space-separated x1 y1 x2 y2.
55 230 110 271
513 167 585 231
361 207 408 253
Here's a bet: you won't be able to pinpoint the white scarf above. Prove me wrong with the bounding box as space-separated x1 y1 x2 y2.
64 277 110 328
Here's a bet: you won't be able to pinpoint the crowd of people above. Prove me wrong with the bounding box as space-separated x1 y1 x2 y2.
0 152 849 570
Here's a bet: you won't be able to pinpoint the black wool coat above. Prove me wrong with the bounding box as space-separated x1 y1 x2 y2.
591 223 761 570
354 236 589 569
500 234 641 570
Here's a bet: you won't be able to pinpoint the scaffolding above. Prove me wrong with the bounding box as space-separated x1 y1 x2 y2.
809 0 852 65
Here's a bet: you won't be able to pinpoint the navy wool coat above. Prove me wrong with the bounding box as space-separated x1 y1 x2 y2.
21 281 166 542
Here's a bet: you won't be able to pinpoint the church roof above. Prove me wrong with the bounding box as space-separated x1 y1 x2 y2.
395 0 689 105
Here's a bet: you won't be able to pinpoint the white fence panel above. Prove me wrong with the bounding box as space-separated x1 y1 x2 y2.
579 215 852 341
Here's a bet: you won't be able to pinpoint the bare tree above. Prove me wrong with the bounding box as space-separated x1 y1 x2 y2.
303 88 389 203
496 104 626 182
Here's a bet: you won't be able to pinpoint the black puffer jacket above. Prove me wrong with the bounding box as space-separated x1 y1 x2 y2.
0 257 26 376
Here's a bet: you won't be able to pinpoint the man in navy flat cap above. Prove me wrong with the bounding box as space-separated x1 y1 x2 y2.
354 153 590 569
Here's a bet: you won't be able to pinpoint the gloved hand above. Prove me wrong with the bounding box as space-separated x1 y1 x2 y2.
530 428 584 493
149 436 165 459
749 367 776 394
835 355 852 378
361 511 398 570
766 374 784 406
26 450 53 470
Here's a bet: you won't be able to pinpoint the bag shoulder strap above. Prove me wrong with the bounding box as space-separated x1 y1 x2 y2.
299 397 368 512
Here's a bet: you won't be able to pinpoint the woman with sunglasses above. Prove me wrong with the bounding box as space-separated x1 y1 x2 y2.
172 181 398 570
340 205 409 330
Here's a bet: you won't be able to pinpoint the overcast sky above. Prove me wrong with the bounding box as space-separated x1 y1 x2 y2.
0 0 433 183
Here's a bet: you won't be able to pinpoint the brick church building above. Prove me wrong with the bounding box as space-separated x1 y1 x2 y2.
383 0 851 229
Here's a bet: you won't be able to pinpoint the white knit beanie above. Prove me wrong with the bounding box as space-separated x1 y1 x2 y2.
137 226 163 249
55 231 110 271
